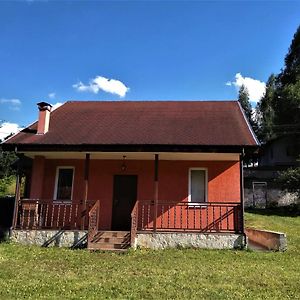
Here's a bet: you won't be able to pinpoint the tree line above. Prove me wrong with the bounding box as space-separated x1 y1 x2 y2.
238 25 300 143
238 25 300 198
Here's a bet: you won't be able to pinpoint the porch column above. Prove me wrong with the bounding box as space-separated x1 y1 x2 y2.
82 153 90 229
12 167 22 229
153 154 159 232
239 151 245 234
29 156 45 199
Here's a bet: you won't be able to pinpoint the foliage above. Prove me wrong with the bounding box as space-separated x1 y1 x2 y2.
256 25 300 142
0 213 299 299
0 145 17 196
256 74 276 142
277 167 300 198
0 147 17 178
278 25 300 86
0 176 15 197
238 85 253 124
0 176 14 197
275 25 300 127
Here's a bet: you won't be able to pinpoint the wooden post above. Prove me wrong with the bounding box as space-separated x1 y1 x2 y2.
13 170 22 229
153 154 159 232
82 153 90 229
239 151 245 234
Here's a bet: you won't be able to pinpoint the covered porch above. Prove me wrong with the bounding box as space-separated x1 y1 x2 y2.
12 151 245 249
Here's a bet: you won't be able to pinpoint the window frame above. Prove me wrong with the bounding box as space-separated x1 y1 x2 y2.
53 166 75 202
188 168 208 205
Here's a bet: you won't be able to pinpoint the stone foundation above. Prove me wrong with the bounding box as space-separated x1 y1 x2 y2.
10 230 88 247
11 230 246 250
136 232 246 249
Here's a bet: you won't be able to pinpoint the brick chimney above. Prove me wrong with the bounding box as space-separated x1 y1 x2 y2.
37 102 52 134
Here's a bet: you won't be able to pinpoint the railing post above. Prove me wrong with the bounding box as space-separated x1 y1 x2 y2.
87 200 100 247
130 200 139 247
82 153 90 229
153 154 159 232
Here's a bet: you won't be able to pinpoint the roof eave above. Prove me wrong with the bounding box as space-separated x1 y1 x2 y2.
2 143 258 154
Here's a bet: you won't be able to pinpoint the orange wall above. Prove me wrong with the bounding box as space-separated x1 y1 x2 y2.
30 157 241 230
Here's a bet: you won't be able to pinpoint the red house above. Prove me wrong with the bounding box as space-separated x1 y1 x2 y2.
2 101 258 250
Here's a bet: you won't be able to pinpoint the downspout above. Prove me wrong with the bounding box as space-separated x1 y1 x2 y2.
240 148 247 248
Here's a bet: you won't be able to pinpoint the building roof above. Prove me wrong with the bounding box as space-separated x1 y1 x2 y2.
3 101 258 150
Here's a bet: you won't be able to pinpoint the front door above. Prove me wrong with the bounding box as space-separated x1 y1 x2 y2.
111 175 138 230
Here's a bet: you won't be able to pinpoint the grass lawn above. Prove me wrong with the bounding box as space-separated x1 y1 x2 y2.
0 211 299 299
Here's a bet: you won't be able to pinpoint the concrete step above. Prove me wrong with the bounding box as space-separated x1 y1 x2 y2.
93 231 130 238
90 236 130 244
89 247 129 253
89 242 130 250
88 230 131 251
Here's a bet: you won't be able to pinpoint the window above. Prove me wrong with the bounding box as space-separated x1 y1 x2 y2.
54 167 74 201
189 169 207 203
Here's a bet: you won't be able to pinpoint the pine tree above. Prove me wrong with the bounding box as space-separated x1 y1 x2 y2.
238 85 253 126
275 25 300 127
279 26 300 86
256 74 276 142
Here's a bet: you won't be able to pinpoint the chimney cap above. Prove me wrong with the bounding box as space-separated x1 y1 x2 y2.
37 102 52 111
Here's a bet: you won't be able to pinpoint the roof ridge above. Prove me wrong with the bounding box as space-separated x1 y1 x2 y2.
64 100 238 104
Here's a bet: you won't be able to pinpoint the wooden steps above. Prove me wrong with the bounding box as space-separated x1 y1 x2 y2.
88 231 131 252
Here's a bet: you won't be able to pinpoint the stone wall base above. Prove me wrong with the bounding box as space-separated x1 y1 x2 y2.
244 188 299 208
10 230 88 248
136 232 246 250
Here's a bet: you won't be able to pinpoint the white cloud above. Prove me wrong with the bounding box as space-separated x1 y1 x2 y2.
226 73 266 103
73 75 129 98
51 102 63 110
48 92 56 99
0 98 22 110
0 122 23 141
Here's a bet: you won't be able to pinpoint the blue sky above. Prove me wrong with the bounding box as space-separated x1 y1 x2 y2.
0 0 299 139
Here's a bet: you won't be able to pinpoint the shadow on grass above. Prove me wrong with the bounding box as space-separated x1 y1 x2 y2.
246 205 300 217
0 227 10 243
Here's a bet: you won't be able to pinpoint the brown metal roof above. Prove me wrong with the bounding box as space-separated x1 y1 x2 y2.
3 101 258 148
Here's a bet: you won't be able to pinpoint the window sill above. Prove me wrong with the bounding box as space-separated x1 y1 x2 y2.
52 200 72 204
187 202 208 208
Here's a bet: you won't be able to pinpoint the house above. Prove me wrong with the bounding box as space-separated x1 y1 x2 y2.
2 100 258 250
258 135 300 168
244 134 300 208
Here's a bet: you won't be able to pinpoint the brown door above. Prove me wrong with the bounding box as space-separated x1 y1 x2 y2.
111 175 138 230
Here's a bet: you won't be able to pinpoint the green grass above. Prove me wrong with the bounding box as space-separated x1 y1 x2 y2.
0 212 299 299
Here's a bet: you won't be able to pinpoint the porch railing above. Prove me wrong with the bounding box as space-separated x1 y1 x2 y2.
87 200 100 245
131 201 242 234
130 200 139 246
16 199 93 230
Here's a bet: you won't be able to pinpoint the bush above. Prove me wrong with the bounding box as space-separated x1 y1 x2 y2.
277 167 300 198
0 176 14 197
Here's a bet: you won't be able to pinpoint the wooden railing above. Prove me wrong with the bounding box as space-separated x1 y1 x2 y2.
130 200 139 247
135 201 243 233
87 200 100 245
16 199 93 230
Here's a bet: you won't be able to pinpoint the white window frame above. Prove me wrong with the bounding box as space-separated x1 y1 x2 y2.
53 166 75 202
188 168 208 205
